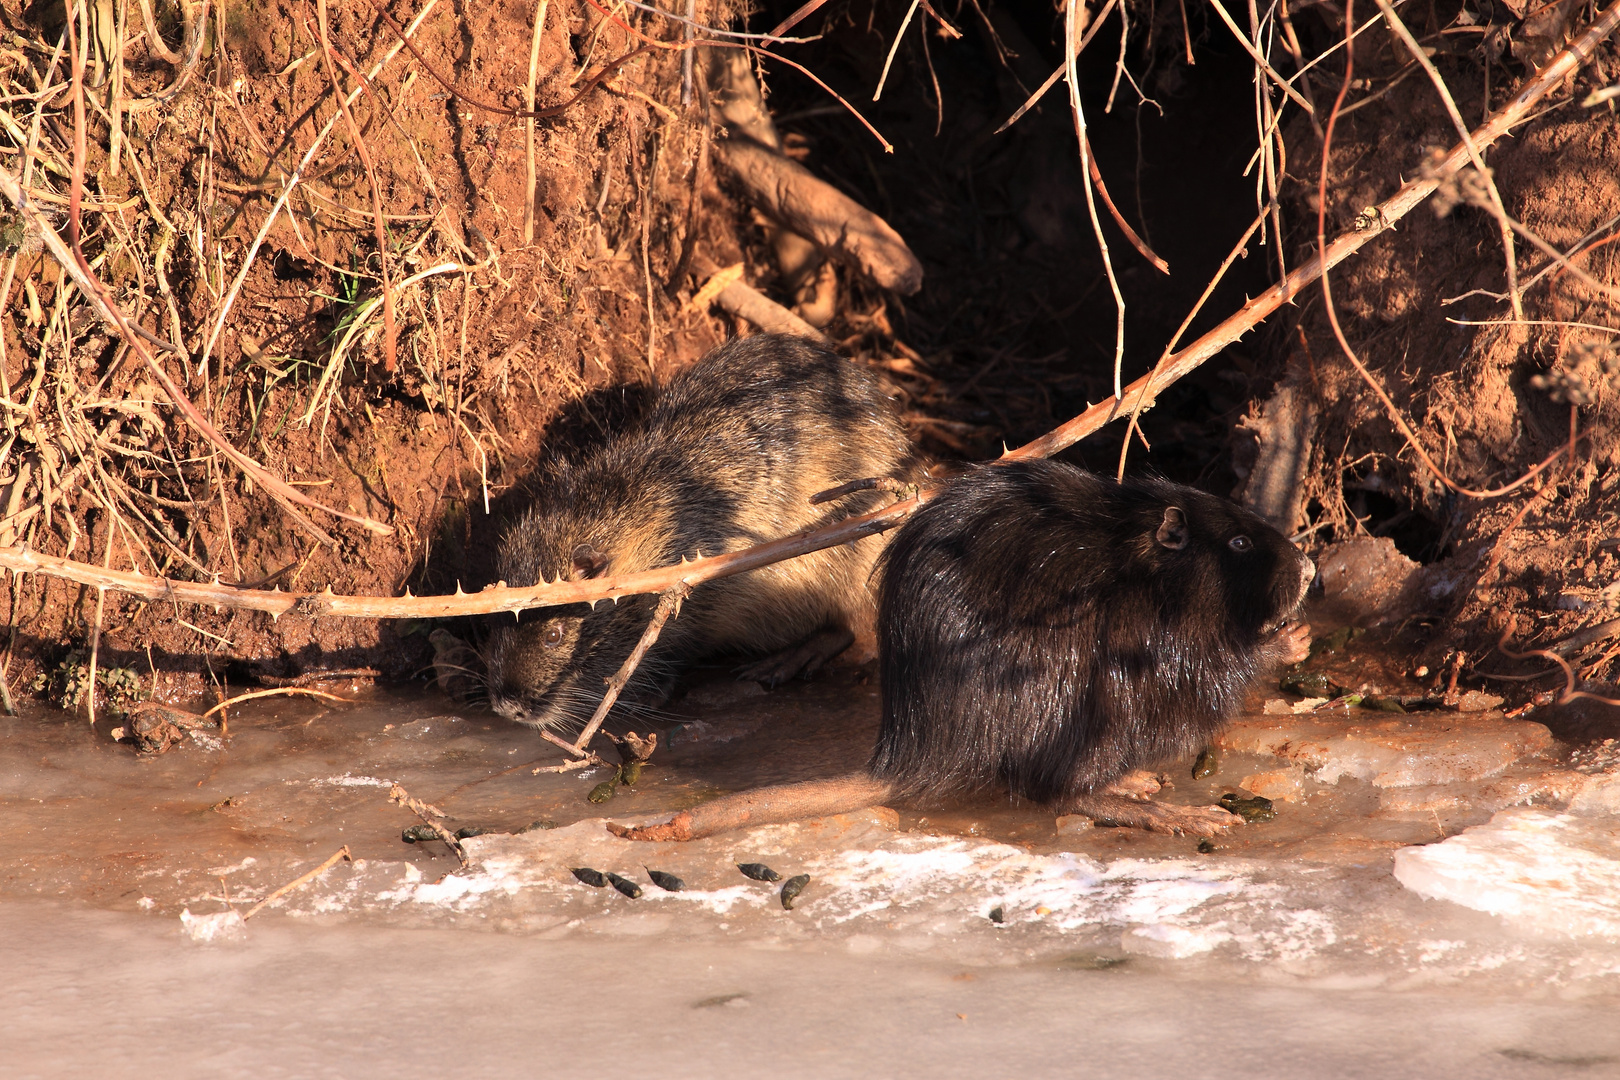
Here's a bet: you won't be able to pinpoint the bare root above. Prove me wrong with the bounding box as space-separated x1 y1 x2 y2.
610 773 895 841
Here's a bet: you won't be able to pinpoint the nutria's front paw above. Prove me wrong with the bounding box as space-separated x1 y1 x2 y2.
607 812 694 842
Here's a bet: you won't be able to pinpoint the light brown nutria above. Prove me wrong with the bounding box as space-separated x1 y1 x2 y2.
615 460 1315 841
484 333 914 732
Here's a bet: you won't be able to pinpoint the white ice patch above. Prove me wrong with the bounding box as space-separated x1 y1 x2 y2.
179 907 246 943
304 773 395 788
1122 922 1231 958
374 823 1339 963
806 838 1250 940
378 867 524 908
1393 807 1620 937
186 730 225 751
206 857 258 876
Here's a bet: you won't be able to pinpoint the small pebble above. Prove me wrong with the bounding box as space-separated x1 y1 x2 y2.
738 863 781 882
988 906 1005 924
606 871 643 899
571 867 610 888
779 874 810 910
646 868 685 892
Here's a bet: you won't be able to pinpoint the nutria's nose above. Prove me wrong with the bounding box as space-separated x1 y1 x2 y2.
490 694 528 723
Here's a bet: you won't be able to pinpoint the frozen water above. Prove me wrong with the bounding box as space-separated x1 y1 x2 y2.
6 676 1620 1075
1221 711 1554 787
1394 808 1620 938
9 899 1620 1079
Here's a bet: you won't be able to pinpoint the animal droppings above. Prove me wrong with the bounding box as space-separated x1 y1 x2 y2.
605 871 643 898
780 874 811 910
646 868 685 892
738 863 781 882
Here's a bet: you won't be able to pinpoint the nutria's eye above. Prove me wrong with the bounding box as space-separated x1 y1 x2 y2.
1229 535 1252 552
542 624 564 648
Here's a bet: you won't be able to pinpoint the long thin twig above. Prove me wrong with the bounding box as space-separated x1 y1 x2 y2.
242 846 352 919
389 783 468 865
573 582 689 754
992 0 1117 136
1065 0 1126 398
1118 202 1273 480
199 686 351 720
1206 0 1317 115
874 0 921 102
523 0 551 244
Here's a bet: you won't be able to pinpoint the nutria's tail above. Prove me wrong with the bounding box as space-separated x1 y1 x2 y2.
609 773 896 841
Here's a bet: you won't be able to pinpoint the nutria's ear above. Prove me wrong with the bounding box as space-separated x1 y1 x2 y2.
570 544 611 580
1155 507 1189 550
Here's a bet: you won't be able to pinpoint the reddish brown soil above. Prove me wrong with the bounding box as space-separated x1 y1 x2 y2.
1271 5 1620 722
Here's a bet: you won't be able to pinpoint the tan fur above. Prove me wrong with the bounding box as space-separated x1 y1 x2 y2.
484 334 914 730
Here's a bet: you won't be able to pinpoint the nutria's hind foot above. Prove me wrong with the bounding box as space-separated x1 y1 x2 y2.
736 627 856 687
1067 793 1242 837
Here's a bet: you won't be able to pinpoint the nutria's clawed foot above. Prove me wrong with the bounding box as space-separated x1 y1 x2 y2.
1067 793 1242 837
736 627 856 687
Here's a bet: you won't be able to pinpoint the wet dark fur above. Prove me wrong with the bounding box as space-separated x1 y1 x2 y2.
485 334 913 730
870 460 1315 804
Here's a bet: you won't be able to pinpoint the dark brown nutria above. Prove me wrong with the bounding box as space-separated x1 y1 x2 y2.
484 333 914 732
615 459 1315 841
